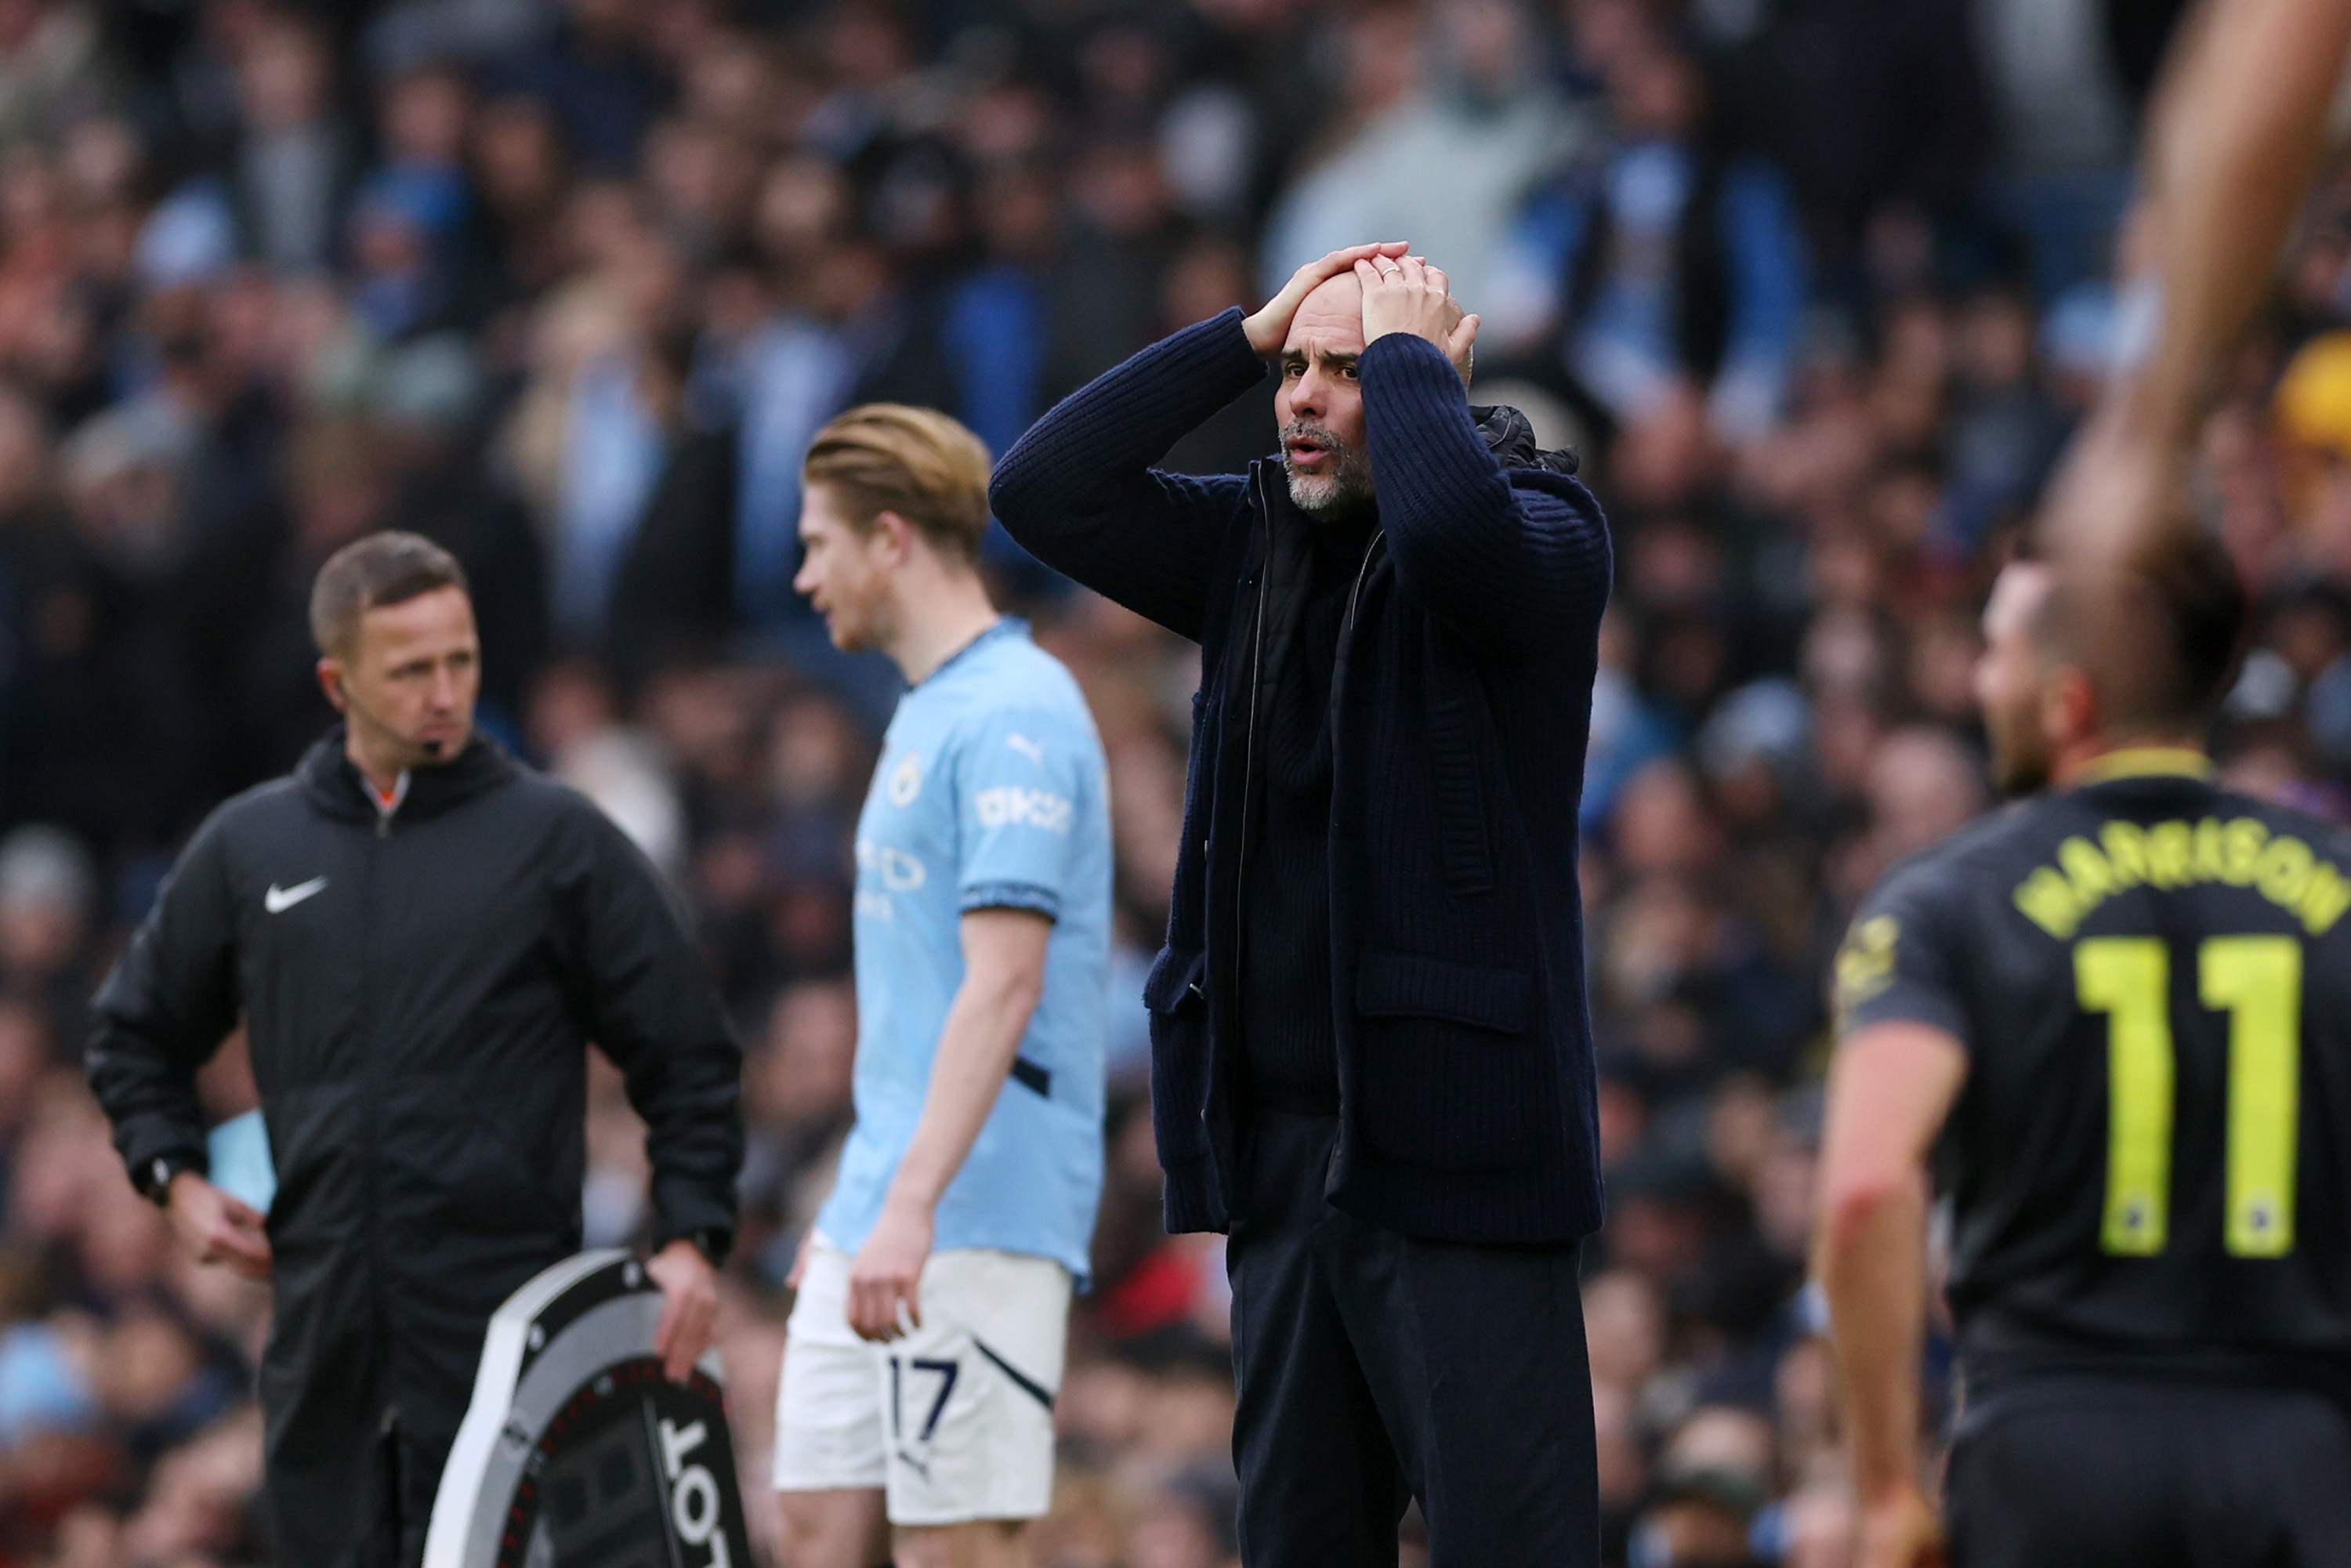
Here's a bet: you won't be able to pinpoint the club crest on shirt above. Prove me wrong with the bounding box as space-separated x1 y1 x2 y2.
1834 914 1899 1018
888 751 922 807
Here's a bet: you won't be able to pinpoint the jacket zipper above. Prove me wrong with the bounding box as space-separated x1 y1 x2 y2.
361 801 393 1446
1231 475 1274 968
1338 530 1386 667
1321 527 1386 1178
1215 475 1277 1102
1223 502 1384 1056
1230 510 1384 989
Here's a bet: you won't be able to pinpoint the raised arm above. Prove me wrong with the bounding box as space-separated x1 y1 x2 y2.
1357 256 1610 658
2130 0 2351 455
989 314 1255 639
992 243 1410 640
2039 0 2351 574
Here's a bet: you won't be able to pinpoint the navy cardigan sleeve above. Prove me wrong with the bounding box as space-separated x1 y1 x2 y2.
990 308 1266 643
1360 332 1611 660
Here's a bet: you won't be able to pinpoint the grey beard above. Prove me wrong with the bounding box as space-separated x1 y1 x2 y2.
1282 447 1376 518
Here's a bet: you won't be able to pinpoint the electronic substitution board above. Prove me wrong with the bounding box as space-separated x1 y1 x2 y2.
422 1249 752 1568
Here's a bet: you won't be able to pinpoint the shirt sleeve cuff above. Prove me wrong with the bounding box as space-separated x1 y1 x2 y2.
137 1149 205 1204
652 1221 734 1268
960 881 1063 920
1837 982 1971 1050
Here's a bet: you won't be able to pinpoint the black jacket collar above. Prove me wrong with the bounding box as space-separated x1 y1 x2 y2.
1470 403 1578 474
296 726 519 824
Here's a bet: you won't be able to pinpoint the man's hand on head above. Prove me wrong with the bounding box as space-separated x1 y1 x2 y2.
1357 255 1478 383
165 1171 272 1281
1244 241 1409 357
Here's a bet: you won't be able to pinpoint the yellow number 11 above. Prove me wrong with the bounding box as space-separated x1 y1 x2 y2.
2077 935 2302 1258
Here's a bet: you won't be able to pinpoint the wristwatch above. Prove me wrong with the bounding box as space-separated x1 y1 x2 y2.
140 1153 201 1206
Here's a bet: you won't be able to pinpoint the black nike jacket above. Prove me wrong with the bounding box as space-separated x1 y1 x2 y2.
85 728 741 1566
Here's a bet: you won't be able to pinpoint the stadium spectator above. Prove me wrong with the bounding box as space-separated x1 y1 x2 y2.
223 15 353 277
1486 20 1805 451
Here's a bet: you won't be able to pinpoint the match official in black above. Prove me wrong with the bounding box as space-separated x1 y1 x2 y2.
85 532 742 1567
993 244 1612 1564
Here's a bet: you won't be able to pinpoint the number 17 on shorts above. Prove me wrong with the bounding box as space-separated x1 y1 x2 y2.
775 1240 1072 1526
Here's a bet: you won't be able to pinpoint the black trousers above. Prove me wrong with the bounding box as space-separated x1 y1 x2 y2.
1947 1374 2351 1568
263 1403 451 1568
1225 1110 1599 1568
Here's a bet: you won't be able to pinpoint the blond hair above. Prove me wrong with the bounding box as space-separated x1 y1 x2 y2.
802 404 993 564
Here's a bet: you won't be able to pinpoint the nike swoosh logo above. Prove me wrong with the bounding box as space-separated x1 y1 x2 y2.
264 877 328 914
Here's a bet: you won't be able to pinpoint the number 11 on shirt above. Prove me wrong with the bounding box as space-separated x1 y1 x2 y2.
2077 934 2302 1259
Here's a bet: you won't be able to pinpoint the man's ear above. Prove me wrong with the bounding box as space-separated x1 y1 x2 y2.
317 657 349 713
2044 664 2098 751
871 510 918 567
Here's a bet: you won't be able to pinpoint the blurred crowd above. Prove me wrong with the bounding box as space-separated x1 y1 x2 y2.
1 0 2349 1563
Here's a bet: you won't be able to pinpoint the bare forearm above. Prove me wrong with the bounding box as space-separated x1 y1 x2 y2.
886 975 1041 1211
1821 1172 1930 1501
2132 0 2351 448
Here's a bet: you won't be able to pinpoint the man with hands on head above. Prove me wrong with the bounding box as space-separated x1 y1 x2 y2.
994 244 1614 1565
85 531 742 1568
773 406 1112 1568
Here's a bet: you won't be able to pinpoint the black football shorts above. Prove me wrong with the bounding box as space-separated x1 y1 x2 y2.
1947 1374 2351 1568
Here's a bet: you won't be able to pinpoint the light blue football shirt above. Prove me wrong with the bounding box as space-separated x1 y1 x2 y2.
815 618 1112 1281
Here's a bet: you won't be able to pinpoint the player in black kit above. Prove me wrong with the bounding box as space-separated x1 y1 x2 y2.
1818 539 2351 1568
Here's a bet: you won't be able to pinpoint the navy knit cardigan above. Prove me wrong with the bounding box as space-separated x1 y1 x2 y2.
991 307 1614 1244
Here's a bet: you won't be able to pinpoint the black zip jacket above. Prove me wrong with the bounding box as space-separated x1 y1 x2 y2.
991 309 1612 1245
86 729 741 1563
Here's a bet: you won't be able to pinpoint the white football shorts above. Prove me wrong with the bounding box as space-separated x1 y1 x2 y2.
773 1237 1071 1525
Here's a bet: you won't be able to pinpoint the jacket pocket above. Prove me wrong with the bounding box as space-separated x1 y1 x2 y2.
1356 951 1530 1033
1352 952 1542 1171
1145 945 1211 1163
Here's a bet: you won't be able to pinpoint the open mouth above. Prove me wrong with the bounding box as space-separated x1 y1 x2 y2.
1285 439 1330 468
